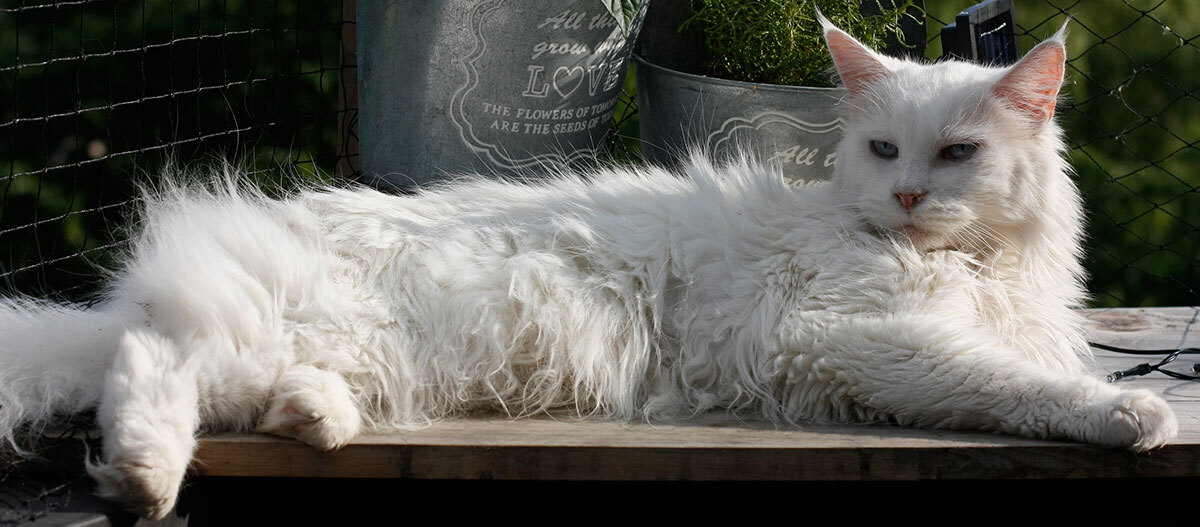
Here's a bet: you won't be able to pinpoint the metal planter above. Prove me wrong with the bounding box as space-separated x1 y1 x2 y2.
635 55 845 184
358 1 647 189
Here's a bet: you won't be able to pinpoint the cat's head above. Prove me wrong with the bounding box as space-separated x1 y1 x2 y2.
822 19 1073 254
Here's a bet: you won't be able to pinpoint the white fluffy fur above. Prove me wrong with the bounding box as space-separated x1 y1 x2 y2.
0 25 1178 518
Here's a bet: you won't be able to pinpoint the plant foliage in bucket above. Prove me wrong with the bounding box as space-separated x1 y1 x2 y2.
635 0 923 183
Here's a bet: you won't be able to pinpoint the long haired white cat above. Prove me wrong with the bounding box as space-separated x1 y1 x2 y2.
0 20 1178 518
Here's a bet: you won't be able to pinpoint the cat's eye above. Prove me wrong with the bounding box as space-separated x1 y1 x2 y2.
869 140 898 159
940 143 978 161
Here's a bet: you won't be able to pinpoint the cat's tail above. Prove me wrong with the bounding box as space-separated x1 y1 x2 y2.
0 297 134 451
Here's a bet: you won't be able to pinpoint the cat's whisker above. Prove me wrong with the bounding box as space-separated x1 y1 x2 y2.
970 221 1018 251
958 223 991 248
975 214 1028 226
966 228 1005 260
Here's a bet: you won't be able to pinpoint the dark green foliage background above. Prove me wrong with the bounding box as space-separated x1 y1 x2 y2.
0 1 342 300
1 1 1196 306
925 1 1200 306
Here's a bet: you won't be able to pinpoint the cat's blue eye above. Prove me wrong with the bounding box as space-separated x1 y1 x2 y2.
870 140 898 159
941 143 977 161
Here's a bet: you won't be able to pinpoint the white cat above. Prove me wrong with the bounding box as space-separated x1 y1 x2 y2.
0 21 1177 519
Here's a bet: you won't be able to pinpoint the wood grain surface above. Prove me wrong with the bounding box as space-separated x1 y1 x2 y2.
191 307 1200 480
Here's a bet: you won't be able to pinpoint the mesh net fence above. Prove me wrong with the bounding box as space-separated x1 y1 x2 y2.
4 1 1194 306
0 0 353 302
925 0 1200 306
0 0 1196 519
0 2 352 521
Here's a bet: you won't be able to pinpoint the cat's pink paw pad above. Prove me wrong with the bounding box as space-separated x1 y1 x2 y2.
1099 389 1178 452
257 365 361 450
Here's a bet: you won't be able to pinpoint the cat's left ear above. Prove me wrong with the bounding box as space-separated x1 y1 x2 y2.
820 13 890 96
992 28 1068 123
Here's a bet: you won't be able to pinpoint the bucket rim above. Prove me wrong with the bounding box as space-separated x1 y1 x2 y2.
633 53 846 95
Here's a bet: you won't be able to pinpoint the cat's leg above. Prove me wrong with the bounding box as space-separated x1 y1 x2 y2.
87 328 199 520
781 315 1178 451
256 364 361 450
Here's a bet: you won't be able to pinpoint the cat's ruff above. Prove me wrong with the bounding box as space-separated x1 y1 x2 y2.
0 21 1178 519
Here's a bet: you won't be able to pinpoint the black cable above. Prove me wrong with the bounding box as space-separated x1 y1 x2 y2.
1089 341 1200 383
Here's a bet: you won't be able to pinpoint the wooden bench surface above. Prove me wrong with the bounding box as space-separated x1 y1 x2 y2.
192 307 1200 481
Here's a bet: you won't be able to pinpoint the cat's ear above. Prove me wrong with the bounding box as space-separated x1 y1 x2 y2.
819 13 889 96
992 31 1067 123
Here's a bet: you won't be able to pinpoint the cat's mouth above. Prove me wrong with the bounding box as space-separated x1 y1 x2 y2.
899 223 942 248
869 220 951 251
902 223 946 240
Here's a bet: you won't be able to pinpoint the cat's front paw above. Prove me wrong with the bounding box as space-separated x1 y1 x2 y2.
1091 389 1178 452
87 451 186 520
257 365 361 450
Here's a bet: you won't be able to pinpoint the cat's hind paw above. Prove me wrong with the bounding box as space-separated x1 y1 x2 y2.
1095 389 1178 452
257 365 361 450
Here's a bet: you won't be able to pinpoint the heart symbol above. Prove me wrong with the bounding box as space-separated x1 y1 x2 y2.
552 66 585 99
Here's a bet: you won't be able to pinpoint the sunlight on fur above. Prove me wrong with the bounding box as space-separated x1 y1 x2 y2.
0 18 1178 520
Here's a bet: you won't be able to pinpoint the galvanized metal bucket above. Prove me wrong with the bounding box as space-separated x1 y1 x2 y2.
358 1 647 190
635 55 846 184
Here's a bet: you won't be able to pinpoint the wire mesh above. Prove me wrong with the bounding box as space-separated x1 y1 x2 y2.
925 0 1200 306
0 0 1196 519
0 2 352 516
8 1 1192 307
0 0 352 301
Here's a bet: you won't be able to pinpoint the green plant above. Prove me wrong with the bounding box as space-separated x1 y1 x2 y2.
604 0 646 36
686 0 921 87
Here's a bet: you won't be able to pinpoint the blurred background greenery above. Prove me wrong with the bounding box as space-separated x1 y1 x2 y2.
1 1 1197 306
0 1 346 299
925 0 1200 306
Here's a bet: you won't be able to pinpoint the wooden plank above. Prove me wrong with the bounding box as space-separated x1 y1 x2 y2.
194 438 1197 481
1083 306 1199 350
190 307 1200 481
1086 307 1200 404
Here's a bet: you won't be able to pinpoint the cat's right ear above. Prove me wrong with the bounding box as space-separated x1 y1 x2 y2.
819 13 890 96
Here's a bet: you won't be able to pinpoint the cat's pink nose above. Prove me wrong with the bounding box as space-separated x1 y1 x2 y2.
895 191 926 212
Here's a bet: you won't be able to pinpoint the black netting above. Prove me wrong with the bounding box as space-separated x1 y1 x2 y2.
0 0 1196 518
0 0 354 302
1 3 353 514
925 0 1199 306
8 2 1191 307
